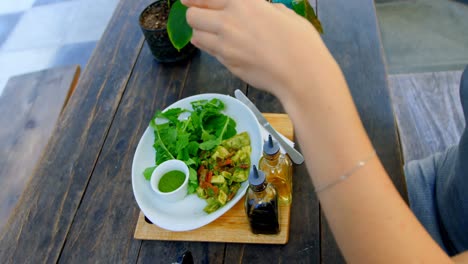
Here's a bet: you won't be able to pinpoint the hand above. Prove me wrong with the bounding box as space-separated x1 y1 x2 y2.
182 0 328 98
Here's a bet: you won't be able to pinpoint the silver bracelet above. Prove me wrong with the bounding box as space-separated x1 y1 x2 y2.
315 150 377 193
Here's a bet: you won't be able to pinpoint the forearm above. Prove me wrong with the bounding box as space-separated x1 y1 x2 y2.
279 56 451 263
453 251 468 263
182 0 454 260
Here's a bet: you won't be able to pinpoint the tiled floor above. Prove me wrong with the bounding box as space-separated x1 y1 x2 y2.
0 0 118 95
376 0 468 161
0 0 467 95
376 0 468 74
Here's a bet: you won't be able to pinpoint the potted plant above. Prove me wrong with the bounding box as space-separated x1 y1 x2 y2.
138 0 322 63
290 0 323 34
139 0 196 63
266 0 323 33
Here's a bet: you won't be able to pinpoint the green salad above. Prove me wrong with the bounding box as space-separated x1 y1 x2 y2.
143 98 251 213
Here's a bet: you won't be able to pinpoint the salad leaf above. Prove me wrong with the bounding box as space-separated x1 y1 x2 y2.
150 120 176 165
199 115 236 150
197 100 236 151
188 167 198 194
143 98 237 194
143 166 156 181
191 99 224 112
154 108 187 123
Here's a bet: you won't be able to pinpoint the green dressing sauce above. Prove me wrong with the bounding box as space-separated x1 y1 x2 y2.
158 170 186 193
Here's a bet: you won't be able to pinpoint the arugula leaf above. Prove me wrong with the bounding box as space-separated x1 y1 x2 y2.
186 141 199 156
184 158 196 167
150 120 176 165
191 98 224 112
154 108 186 123
199 139 220 151
175 132 190 153
199 113 237 150
188 167 198 193
144 98 237 200
143 166 156 180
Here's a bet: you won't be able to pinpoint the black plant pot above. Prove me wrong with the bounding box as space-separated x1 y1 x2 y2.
139 0 197 63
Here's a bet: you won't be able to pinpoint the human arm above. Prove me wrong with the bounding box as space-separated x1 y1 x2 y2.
453 251 468 263
182 0 452 262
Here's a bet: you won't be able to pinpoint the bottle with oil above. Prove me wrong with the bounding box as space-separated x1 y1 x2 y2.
259 135 292 205
245 165 279 235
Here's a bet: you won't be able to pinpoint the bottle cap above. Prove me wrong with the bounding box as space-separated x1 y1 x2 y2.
263 135 280 155
248 165 266 186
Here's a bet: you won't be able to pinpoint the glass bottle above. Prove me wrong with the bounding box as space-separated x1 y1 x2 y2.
259 135 293 205
245 165 280 235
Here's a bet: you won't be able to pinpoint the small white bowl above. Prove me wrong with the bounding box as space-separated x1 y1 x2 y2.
150 160 189 202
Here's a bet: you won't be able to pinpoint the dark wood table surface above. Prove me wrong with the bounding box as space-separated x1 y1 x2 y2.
0 0 407 263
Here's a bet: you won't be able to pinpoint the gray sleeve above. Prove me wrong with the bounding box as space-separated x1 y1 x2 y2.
404 66 468 256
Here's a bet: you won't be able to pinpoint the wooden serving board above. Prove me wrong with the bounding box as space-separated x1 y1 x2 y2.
134 113 294 244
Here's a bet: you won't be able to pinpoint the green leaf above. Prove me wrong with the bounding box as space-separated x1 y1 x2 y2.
191 99 224 112
184 158 196 167
188 185 196 194
145 98 238 196
291 0 324 34
167 0 192 51
187 141 199 156
143 166 156 181
176 132 190 153
188 167 198 194
199 114 236 150
150 120 176 164
189 167 198 182
199 138 221 151
222 118 237 140
154 108 186 123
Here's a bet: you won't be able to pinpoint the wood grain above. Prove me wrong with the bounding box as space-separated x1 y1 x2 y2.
0 0 405 262
0 66 80 232
388 71 464 162
318 0 406 262
135 201 290 244
135 50 249 263
0 0 149 262
134 113 292 244
55 44 170 263
223 95 320 262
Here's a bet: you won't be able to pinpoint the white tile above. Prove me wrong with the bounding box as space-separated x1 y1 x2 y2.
0 77 8 96
0 47 57 96
63 0 119 43
1 2 75 52
0 0 35 15
377 0 468 73
2 0 119 52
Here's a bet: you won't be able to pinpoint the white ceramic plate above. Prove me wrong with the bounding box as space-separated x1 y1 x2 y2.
132 93 262 231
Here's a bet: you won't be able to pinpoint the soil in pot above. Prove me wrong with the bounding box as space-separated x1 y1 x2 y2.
140 2 168 30
139 0 197 63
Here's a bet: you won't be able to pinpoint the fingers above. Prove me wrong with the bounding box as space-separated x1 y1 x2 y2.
186 7 221 34
273 3 289 12
191 30 220 56
181 0 227 9
273 3 297 17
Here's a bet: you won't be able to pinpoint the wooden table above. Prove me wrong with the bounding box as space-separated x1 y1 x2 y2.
0 0 406 263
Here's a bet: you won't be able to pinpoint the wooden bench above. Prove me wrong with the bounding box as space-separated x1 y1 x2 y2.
388 70 465 163
0 65 80 231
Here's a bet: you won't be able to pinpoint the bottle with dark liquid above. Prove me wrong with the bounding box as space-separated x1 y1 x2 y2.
245 165 279 235
259 135 292 205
